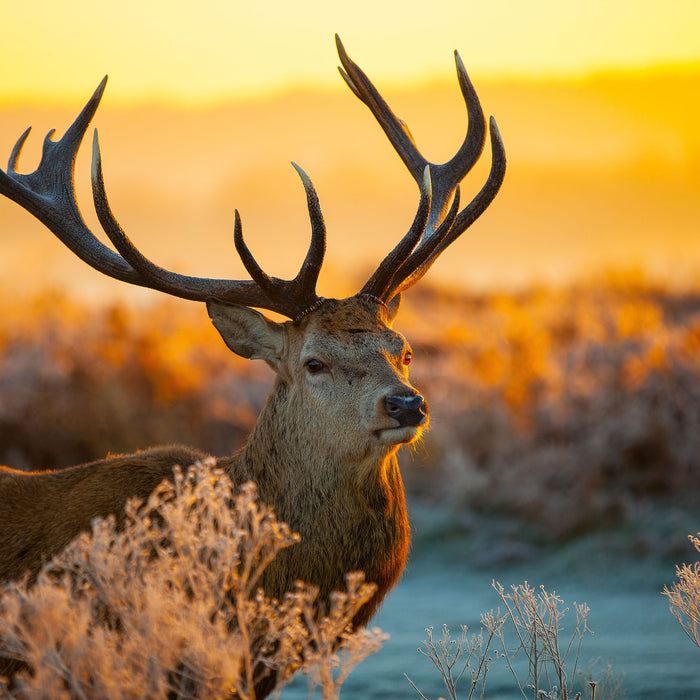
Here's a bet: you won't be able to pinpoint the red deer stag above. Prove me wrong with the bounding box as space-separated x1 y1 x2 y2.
0 34 505 689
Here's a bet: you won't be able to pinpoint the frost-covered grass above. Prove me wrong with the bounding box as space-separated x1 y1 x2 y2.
406 581 626 700
664 533 700 651
0 461 385 699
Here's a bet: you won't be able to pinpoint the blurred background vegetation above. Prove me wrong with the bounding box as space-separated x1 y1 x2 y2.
1 276 697 560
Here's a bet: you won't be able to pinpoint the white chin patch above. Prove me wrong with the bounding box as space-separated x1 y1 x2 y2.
377 425 421 445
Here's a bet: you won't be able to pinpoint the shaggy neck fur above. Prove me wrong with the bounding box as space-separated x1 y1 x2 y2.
220 376 410 626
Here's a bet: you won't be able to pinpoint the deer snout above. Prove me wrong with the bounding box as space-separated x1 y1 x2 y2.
383 394 428 427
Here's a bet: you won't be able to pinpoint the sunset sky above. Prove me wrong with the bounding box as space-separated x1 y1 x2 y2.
1 0 699 104
0 1 698 300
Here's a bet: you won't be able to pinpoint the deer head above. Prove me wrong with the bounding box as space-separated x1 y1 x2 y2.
210 293 419 461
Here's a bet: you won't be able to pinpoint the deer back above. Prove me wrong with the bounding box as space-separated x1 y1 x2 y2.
0 446 208 584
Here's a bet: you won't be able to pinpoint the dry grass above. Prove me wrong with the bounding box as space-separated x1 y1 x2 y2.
0 461 386 699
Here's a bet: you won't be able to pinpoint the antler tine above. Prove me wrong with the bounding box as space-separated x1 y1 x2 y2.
233 208 278 297
92 134 326 316
391 117 506 296
444 51 488 184
432 117 506 258
339 36 505 303
290 162 326 300
8 127 32 174
420 50 487 234
229 163 326 305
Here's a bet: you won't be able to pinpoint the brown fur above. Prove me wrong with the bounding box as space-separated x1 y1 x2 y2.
0 295 424 631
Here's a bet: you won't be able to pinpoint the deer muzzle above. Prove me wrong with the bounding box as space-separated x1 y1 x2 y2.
383 394 428 428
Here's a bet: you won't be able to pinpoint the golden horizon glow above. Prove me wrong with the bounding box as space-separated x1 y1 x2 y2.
1 0 699 106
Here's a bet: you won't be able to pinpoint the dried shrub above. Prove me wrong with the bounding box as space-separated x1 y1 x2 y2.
408 582 624 700
405 621 503 700
0 461 385 699
663 533 700 650
403 277 700 541
492 581 592 700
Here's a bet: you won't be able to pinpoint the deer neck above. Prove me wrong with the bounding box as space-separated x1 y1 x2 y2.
229 379 406 520
220 378 410 621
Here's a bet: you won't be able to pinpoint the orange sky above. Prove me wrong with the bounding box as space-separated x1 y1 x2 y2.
1 69 698 301
0 2 698 302
1 1 699 104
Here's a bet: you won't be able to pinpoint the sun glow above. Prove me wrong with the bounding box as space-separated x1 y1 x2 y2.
0 0 698 105
0 0 698 298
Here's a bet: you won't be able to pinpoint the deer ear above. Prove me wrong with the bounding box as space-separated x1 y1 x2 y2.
386 294 401 326
206 301 285 366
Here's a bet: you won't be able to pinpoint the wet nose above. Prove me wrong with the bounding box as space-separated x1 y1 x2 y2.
383 394 427 427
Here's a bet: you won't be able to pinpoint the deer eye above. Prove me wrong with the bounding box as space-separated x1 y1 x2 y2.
403 351 413 366
305 359 326 374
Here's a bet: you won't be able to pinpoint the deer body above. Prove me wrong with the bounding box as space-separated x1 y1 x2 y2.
0 35 504 694
0 446 208 584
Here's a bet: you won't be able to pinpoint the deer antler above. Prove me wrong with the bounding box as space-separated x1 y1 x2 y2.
0 78 326 320
1 37 504 317
336 35 506 301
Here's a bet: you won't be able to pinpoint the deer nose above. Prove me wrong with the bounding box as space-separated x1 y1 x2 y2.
383 394 427 427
